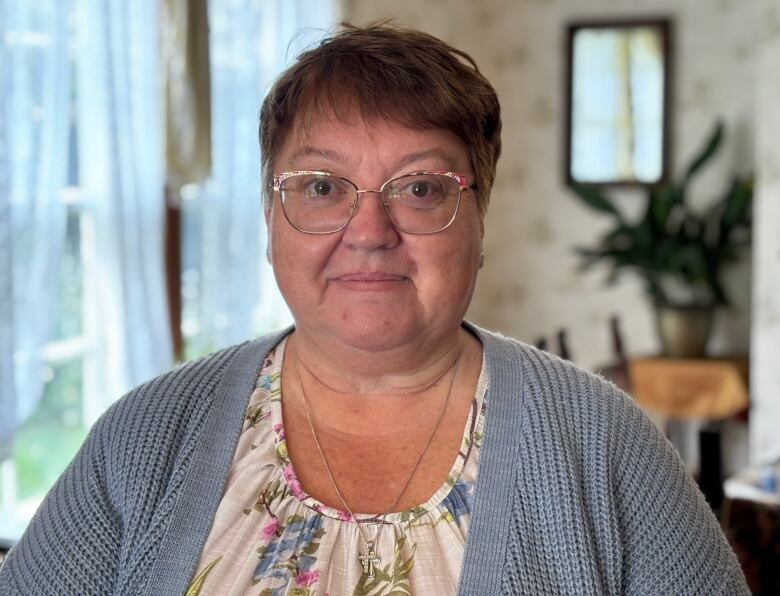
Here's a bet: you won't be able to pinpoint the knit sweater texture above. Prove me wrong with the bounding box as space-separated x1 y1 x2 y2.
0 324 748 595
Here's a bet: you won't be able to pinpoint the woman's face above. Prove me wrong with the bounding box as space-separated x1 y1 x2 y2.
267 115 483 353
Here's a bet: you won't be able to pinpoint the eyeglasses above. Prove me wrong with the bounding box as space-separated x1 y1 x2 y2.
271 170 475 235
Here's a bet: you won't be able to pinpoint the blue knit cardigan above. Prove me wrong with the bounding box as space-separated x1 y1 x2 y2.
0 325 748 595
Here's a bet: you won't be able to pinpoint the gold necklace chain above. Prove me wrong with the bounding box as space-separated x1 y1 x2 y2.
293 350 462 576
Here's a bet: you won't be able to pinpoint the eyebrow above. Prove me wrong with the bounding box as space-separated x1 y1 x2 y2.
393 148 459 172
288 146 347 167
287 146 460 172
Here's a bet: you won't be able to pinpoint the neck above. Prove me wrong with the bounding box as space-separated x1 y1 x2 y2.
288 325 466 396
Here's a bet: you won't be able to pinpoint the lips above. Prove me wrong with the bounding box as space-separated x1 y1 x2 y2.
335 272 407 282
331 272 408 290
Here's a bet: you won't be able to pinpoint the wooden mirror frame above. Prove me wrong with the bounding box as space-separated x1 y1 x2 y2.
564 18 673 188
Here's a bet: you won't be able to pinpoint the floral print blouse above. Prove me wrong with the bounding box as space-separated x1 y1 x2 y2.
187 337 488 595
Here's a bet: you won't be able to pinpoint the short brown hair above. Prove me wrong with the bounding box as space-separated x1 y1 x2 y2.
259 22 502 215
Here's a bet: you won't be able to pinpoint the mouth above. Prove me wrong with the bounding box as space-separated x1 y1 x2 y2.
336 272 406 281
332 272 408 291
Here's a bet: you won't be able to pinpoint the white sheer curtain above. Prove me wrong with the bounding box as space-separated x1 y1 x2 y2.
76 0 173 414
0 0 335 542
0 0 335 457
181 0 335 357
0 85 10 459
0 1 71 459
0 0 13 461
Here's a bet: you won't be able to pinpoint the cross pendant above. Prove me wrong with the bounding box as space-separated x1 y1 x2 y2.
359 543 381 577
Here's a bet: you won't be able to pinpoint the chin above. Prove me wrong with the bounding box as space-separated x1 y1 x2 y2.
327 314 426 353
342 327 416 353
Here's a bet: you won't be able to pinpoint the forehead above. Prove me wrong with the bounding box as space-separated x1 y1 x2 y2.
277 113 472 174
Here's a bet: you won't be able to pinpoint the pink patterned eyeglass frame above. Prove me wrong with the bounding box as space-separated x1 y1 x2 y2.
270 170 475 235
272 170 470 192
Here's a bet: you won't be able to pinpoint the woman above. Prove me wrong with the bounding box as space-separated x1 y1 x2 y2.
0 23 747 595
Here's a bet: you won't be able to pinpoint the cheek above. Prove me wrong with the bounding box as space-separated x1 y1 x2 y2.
445 217 482 272
418 235 480 300
271 213 339 288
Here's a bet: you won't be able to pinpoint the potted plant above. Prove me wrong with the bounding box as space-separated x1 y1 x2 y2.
570 122 753 357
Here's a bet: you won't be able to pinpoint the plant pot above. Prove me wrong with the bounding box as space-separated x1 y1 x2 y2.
655 305 714 359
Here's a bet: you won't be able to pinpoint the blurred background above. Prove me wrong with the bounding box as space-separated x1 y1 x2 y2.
1 0 779 591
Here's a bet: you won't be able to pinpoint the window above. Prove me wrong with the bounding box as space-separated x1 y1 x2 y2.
0 0 335 545
177 0 332 360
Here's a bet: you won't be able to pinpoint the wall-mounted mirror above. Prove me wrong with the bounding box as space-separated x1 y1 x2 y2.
565 19 671 186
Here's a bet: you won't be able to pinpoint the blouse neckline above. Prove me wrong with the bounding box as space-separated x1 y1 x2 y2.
269 335 488 524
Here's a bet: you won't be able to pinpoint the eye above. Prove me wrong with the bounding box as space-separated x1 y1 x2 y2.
396 177 445 200
308 178 333 196
409 181 434 197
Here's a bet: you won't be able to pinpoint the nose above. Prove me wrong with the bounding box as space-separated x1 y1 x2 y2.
340 190 400 249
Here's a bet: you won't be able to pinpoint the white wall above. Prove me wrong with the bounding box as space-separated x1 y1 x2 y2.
344 0 758 369
751 0 780 465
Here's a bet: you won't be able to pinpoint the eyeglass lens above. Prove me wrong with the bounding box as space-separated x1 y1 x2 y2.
279 173 462 234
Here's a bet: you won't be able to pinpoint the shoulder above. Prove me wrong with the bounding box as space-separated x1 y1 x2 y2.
93 328 292 495
470 322 632 430
510 345 748 593
0 329 293 594
469 322 662 480
106 329 289 428
466 324 748 593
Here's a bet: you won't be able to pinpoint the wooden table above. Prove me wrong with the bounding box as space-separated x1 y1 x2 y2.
628 357 749 420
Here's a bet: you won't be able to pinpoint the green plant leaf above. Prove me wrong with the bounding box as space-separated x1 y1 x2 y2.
719 177 753 233
683 120 724 184
569 120 750 309
570 184 623 220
